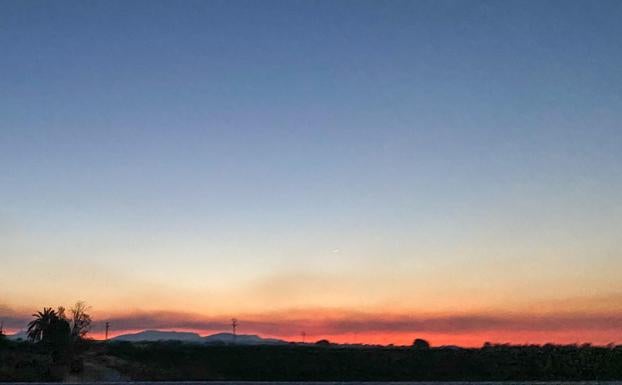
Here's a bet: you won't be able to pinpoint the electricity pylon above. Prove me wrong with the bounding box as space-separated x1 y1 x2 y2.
231 318 238 343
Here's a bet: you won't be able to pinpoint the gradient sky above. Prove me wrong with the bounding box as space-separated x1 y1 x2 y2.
1 0 622 346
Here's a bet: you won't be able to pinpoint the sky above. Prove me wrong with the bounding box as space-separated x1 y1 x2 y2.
1 0 621 346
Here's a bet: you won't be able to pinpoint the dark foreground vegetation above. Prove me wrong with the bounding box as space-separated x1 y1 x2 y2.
0 302 93 381
2 337 622 381
101 342 622 381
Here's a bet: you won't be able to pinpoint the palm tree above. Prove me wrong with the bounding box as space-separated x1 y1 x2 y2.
27 307 57 342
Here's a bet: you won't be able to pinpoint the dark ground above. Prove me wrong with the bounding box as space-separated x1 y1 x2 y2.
2 338 622 382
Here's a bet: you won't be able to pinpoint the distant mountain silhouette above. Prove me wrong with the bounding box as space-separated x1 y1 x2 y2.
111 330 287 345
204 332 286 345
6 330 28 341
112 330 204 342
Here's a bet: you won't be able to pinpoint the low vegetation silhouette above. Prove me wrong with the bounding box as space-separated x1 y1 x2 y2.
413 338 431 349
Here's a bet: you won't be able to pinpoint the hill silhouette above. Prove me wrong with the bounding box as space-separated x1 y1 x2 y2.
111 330 287 345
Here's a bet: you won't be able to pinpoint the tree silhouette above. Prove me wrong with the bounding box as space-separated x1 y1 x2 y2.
0 320 5 344
69 301 92 340
27 307 71 346
412 338 430 349
27 307 57 343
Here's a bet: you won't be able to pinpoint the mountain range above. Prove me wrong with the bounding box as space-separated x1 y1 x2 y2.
6 330 28 341
110 330 288 345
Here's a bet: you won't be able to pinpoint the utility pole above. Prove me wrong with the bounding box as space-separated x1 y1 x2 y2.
0 320 4 336
301 331 306 343
231 318 238 343
104 322 110 341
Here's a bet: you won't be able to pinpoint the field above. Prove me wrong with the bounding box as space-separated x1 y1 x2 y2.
2 339 622 382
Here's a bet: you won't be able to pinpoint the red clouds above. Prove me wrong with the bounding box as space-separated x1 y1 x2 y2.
85 309 622 346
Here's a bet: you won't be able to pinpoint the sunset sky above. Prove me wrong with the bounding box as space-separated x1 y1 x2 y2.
1 0 621 346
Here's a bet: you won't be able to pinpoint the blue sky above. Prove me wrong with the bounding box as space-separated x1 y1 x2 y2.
1 0 621 344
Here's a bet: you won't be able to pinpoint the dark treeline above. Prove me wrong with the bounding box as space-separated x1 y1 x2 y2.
3 337 622 381
103 342 622 381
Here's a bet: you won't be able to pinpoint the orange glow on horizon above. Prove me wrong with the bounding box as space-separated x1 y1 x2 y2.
78 328 620 348
4 305 621 347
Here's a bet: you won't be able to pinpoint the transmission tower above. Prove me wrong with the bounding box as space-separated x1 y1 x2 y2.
104 322 110 341
231 318 238 343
